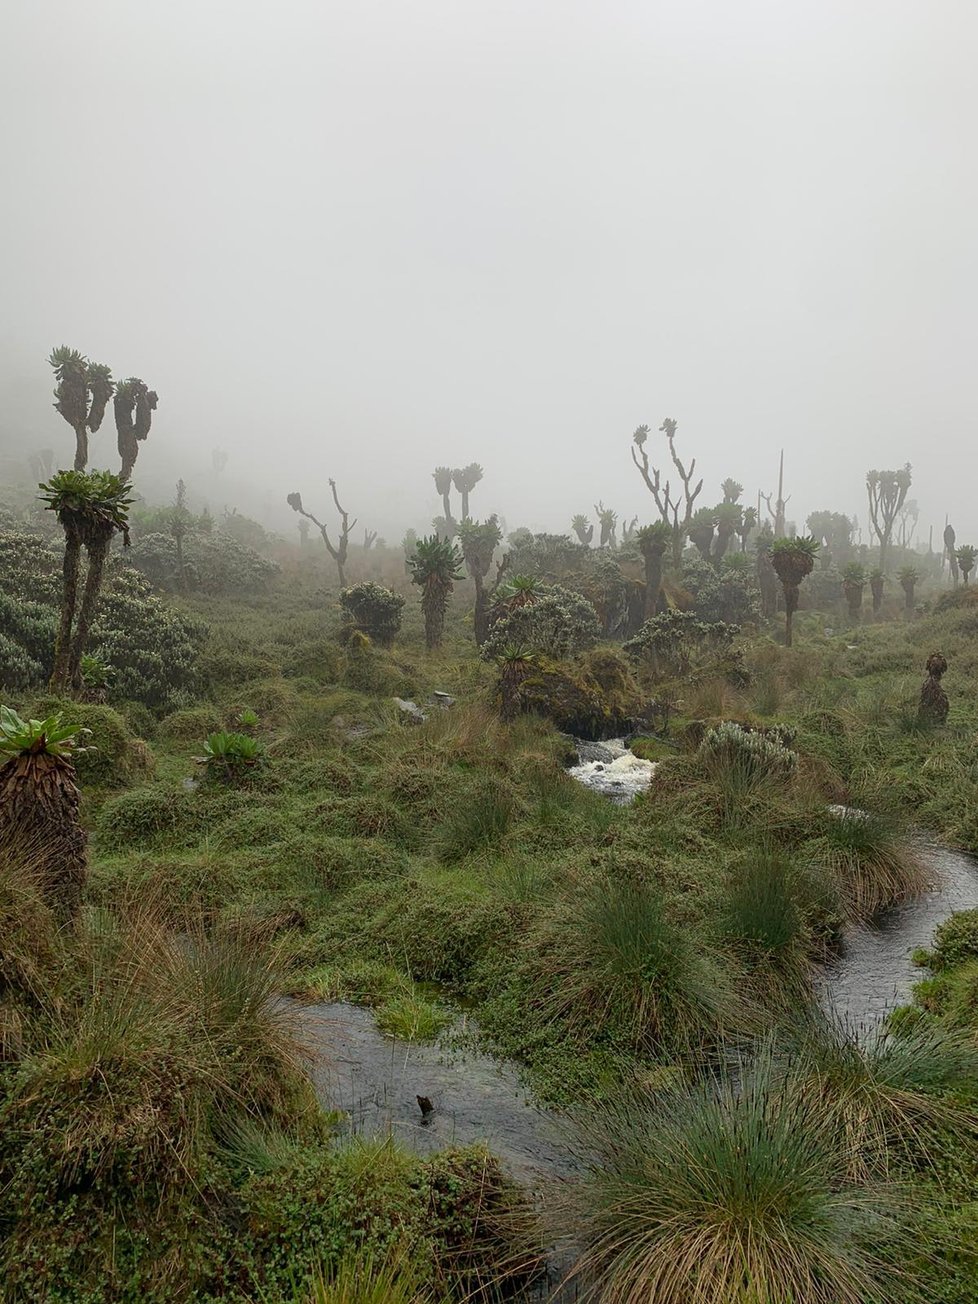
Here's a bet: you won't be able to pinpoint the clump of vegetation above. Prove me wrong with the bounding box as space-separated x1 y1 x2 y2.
624 608 740 679
701 720 797 779
528 874 735 1051
197 729 267 782
569 1050 910 1304
339 582 405 647
482 586 600 662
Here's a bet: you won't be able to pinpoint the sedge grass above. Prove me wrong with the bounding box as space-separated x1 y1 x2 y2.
566 1050 912 1304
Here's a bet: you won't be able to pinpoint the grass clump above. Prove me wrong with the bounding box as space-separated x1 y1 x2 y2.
434 775 517 861
568 1053 910 1304
787 1016 978 1179
530 873 736 1051
303 1248 434 1303
375 989 451 1042
0 898 313 1298
818 797 928 920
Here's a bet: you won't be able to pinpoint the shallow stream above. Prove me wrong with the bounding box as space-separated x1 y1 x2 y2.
295 744 978 1300
815 844 978 1028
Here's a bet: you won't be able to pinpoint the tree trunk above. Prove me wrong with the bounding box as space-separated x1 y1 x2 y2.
422 582 447 650
461 489 470 519
336 558 346 587
903 585 915 617
473 575 490 646
73 422 88 472
120 436 138 481
0 752 87 918
643 552 664 621
783 583 798 647
50 530 82 693
68 538 109 690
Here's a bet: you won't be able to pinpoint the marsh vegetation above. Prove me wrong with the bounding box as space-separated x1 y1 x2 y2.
3 377 978 1303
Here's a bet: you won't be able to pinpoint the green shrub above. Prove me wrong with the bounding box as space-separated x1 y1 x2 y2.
625 607 741 679
339 582 405 648
0 534 205 710
97 784 201 851
482 586 600 661
700 720 797 780
158 705 223 742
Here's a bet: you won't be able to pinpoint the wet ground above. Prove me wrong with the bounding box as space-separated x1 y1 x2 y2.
297 745 978 1299
297 1002 580 1187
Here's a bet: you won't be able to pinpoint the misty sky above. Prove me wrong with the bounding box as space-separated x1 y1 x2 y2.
2 1 975 545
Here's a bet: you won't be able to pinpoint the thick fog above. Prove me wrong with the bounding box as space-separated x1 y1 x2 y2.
2 1 975 544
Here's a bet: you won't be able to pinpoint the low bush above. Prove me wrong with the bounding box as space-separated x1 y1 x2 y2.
158 705 223 742
700 720 798 780
930 909 978 971
96 784 202 851
339 582 405 648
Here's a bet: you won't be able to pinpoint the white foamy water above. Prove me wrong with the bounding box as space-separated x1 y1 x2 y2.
567 738 657 803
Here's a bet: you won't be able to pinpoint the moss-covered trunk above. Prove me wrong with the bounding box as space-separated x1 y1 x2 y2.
783 582 799 647
50 530 82 693
0 752 87 918
68 538 109 690
473 575 490 647
73 422 88 472
422 580 448 650
643 551 664 621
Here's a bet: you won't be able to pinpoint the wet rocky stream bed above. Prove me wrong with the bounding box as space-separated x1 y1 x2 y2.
296 738 978 1300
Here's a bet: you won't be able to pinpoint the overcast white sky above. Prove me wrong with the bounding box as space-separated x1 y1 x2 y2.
1 1 975 544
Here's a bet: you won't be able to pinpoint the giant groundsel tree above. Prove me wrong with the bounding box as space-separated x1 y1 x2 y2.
866 465 911 571
40 470 133 693
458 515 503 646
408 535 464 650
115 378 159 480
630 417 703 564
770 535 819 647
50 347 114 472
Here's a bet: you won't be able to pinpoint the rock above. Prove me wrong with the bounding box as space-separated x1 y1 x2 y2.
430 691 455 709
394 697 427 724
